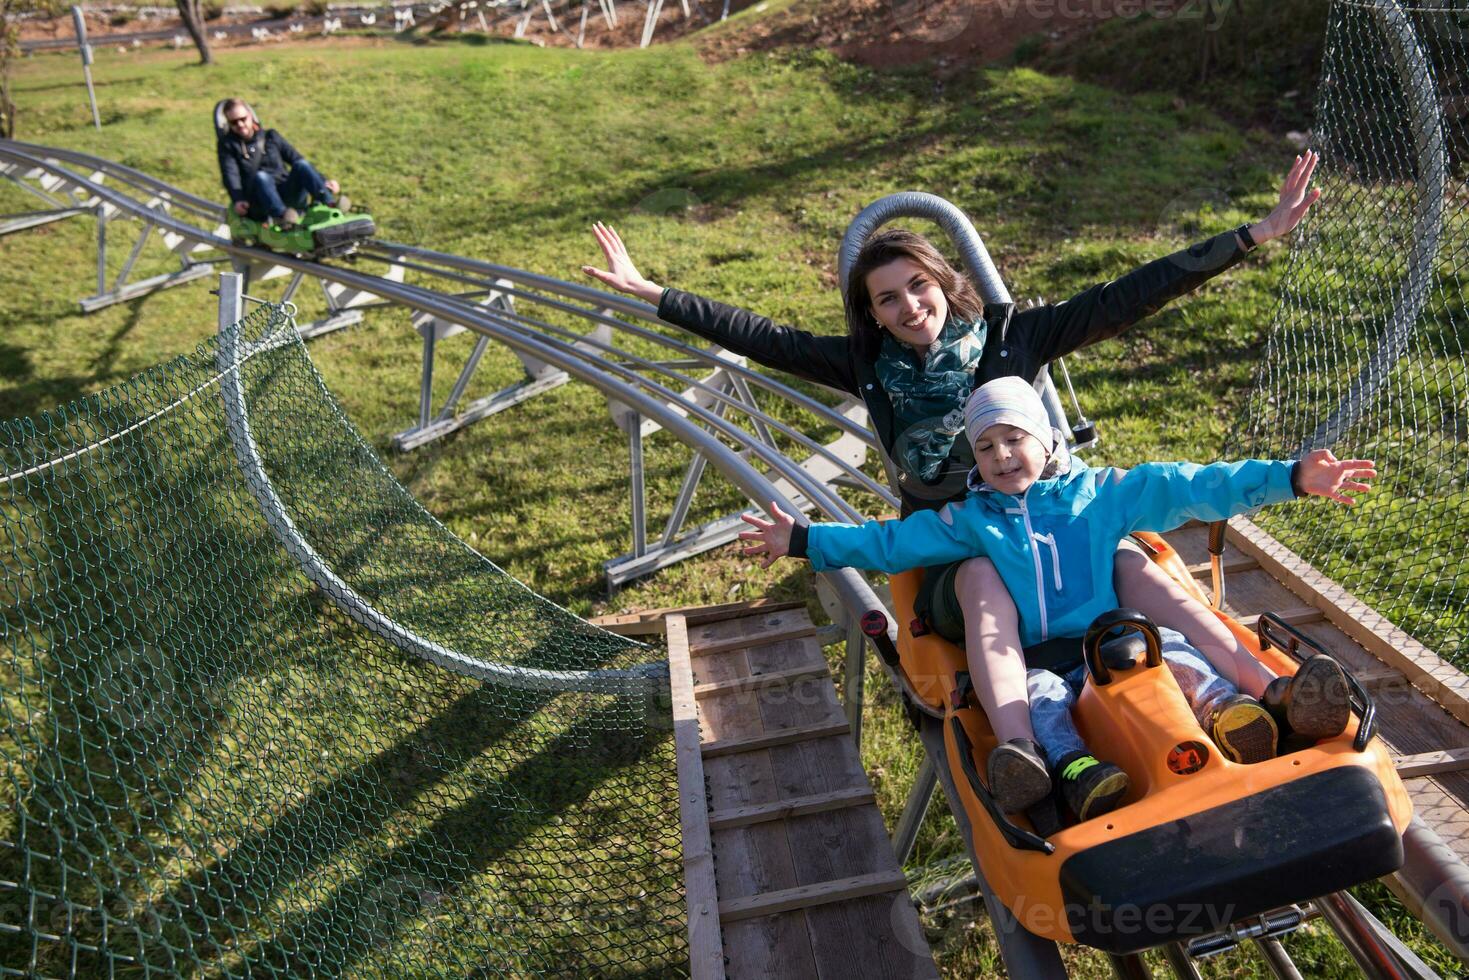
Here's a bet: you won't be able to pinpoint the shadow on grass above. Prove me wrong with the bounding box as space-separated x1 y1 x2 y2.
210 696 675 976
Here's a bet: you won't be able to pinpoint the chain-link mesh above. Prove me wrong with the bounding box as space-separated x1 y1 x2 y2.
0 303 685 977
1231 0 1468 665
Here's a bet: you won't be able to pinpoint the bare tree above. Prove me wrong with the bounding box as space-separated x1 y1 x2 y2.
176 0 213 64
1 0 62 137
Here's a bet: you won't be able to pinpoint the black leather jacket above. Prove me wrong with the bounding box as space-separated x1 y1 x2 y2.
656 229 1249 514
217 128 304 204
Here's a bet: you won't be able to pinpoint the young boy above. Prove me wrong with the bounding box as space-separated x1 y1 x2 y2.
740 377 1370 822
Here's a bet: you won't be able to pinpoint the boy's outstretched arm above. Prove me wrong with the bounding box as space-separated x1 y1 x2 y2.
1294 449 1376 504
739 500 981 573
1113 449 1376 534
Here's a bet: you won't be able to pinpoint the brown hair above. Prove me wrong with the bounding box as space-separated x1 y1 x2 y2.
842 229 986 362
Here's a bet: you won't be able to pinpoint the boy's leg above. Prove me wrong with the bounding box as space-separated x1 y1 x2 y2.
1114 540 1276 697
1160 628 1278 764
955 557 1037 743
1037 664 1130 821
1027 665 1088 766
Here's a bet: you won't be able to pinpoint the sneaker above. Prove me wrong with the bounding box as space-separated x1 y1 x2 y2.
1209 694 1279 764
986 738 1053 814
276 207 302 230
1264 654 1351 740
1057 752 1129 822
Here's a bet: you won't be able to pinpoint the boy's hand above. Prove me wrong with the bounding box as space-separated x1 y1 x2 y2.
738 501 797 568
233 201 250 215
582 222 664 305
1296 449 1376 505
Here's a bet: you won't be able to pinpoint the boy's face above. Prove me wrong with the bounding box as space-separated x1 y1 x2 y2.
972 423 1048 495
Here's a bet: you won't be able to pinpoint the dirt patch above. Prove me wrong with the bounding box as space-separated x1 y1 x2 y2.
689 0 1168 74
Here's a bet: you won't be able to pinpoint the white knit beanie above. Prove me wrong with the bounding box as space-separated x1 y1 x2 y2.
962 376 1055 452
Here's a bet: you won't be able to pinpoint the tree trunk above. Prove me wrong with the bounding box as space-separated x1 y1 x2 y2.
175 0 213 64
1 67 15 139
1 14 16 138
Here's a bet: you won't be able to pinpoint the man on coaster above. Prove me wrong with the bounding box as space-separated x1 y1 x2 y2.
215 98 350 229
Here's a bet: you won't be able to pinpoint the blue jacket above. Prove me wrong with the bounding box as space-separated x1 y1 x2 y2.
796 460 1298 647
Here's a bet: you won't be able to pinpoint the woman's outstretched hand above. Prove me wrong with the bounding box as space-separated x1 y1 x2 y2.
738 502 798 568
582 222 664 305
1296 449 1376 505
1250 150 1323 245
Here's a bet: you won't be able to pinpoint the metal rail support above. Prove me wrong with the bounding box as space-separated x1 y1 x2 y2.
1317 890 1441 980
843 613 866 746
1161 942 1203 979
628 412 648 559
392 290 609 451
0 163 95 236
1253 937 1305 980
1108 953 1154 979
605 389 870 588
892 755 937 866
80 200 210 312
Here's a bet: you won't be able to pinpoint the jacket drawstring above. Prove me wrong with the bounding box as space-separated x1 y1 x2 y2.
1032 531 1063 593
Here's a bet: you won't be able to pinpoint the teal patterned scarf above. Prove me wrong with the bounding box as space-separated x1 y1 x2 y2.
875 317 988 483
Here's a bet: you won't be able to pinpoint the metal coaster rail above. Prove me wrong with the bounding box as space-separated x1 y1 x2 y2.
0 137 916 704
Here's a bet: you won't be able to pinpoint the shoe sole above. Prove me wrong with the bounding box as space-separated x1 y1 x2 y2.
988 748 1053 814
1075 770 1130 822
1288 657 1351 739
1214 704 1279 764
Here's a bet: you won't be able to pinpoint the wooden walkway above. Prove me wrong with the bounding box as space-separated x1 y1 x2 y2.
608 602 940 980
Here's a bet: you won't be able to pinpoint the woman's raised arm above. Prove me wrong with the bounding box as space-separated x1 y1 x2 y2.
583 221 665 305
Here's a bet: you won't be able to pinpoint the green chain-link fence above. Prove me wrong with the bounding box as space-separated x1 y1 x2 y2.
1231 0 1468 666
0 303 685 977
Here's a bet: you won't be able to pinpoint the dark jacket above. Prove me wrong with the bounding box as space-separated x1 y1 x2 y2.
656 229 1249 514
217 127 303 204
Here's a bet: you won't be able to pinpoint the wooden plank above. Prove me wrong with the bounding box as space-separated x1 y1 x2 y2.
667 614 727 980
708 787 876 831
719 871 910 924
1355 665 1409 691
695 663 831 699
1226 516 1469 728
1185 556 1260 577
807 894 941 979
722 914 820 979
1395 748 1469 779
1236 607 1326 630
691 622 821 657
690 607 811 644
702 721 851 759
587 598 807 636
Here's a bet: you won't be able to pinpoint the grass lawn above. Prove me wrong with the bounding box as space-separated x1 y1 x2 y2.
1 27 1463 977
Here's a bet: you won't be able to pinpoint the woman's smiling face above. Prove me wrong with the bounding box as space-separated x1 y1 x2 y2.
865 257 949 352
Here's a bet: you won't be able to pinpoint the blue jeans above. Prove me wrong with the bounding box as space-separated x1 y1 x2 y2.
246 161 333 221
1027 627 1235 767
